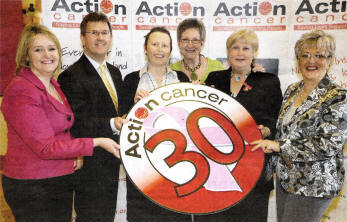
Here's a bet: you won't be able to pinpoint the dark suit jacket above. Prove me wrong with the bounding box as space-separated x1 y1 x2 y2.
58 54 124 140
57 54 124 221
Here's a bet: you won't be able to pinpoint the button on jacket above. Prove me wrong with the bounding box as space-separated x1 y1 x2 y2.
1 68 94 179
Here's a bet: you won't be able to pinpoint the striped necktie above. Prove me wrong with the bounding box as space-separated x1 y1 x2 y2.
99 64 118 112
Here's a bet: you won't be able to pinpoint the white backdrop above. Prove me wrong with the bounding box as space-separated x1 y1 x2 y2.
41 0 347 221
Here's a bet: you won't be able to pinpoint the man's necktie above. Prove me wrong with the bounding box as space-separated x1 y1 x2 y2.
100 64 118 112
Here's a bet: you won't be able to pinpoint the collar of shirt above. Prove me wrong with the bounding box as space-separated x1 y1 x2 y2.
84 54 107 74
137 65 179 92
139 64 178 79
84 54 117 94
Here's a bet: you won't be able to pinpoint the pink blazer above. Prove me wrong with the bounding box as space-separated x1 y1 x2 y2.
1 68 94 179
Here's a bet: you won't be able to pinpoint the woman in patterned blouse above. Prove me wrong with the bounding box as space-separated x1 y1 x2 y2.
252 30 347 222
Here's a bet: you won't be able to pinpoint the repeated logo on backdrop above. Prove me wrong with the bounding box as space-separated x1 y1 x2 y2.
120 83 264 214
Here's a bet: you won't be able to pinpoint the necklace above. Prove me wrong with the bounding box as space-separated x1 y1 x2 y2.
148 72 168 90
182 55 201 81
231 72 248 82
298 89 309 104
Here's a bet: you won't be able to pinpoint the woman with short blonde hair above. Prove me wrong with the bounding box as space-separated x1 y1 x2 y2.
252 30 346 222
200 28 283 222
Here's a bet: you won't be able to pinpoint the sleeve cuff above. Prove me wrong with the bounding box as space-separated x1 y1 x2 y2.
110 118 120 135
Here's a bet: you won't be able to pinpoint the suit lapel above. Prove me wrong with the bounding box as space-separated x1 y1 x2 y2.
49 80 73 115
277 75 333 131
294 76 332 120
20 68 72 115
80 55 119 113
80 55 106 89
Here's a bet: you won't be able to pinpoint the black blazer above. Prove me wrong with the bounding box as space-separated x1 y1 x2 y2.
205 67 283 188
58 54 125 140
205 67 283 139
123 70 189 113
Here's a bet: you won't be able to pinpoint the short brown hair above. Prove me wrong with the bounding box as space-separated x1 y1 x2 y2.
15 24 62 76
144 26 172 52
177 18 206 42
80 12 112 36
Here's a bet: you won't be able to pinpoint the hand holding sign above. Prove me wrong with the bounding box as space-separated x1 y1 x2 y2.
120 83 264 214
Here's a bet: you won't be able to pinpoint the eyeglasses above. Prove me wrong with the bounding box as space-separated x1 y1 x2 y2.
180 39 201 45
300 53 330 60
85 30 111 37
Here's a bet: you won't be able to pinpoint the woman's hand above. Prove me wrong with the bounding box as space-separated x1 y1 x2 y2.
251 139 280 153
93 138 121 158
134 89 150 103
258 125 271 138
252 63 266 72
73 156 83 170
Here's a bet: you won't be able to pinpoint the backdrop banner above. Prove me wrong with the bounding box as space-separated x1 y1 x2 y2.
40 0 347 221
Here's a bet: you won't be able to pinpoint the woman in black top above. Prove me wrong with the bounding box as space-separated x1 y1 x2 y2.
199 29 283 222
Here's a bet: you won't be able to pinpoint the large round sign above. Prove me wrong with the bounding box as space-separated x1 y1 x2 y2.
120 83 264 214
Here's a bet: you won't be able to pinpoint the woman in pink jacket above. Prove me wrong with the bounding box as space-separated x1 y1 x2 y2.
1 24 120 222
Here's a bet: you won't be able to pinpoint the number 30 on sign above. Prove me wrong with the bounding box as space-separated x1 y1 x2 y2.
120 83 264 214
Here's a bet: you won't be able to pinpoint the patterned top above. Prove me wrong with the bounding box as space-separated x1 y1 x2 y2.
274 75 347 198
137 65 180 92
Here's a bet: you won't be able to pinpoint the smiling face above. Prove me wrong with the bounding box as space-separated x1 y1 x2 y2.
28 34 59 78
178 28 204 61
81 21 112 63
298 45 330 83
145 31 171 67
227 40 254 73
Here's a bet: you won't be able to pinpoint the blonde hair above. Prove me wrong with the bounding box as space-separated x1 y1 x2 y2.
295 30 335 70
226 29 259 58
15 24 62 76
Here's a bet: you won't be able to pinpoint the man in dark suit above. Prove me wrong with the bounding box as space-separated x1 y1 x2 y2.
58 12 125 222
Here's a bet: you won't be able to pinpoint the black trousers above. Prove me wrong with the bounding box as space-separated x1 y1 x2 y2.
126 178 192 222
74 149 120 222
194 180 273 222
2 174 74 222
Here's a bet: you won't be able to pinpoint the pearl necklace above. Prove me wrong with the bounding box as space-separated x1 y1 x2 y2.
182 55 201 81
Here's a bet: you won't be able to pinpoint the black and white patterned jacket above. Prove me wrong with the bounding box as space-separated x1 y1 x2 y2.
275 75 347 198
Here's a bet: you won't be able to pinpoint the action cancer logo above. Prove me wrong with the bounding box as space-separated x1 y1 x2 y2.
120 83 264 214
179 2 192 16
100 0 113 14
259 1 273 15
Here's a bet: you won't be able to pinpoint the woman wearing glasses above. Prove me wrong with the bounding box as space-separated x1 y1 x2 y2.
252 30 347 222
169 18 225 83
